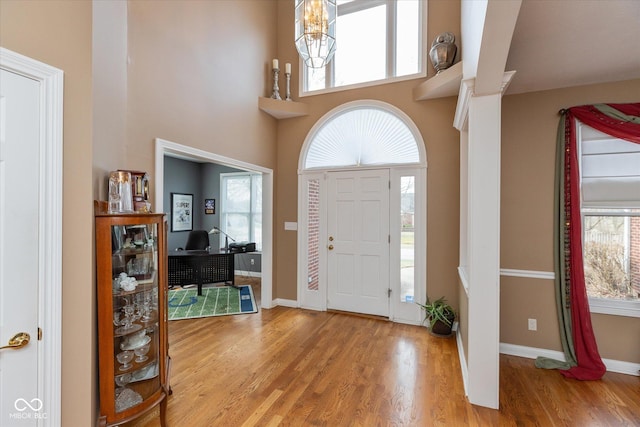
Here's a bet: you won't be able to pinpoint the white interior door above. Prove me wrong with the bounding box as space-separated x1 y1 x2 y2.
0 69 42 425
327 169 390 316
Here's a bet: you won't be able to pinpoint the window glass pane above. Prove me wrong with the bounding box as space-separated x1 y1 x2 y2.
252 213 262 251
335 5 386 87
396 0 420 76
253 175 262 213
307 66 327 92
303 0 423 93
400 176 415 303
225 176 251 212
583 215 640 301
225 213 250 242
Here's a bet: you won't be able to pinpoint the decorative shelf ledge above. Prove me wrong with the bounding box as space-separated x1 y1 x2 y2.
413 61 463 101
258 97 309 119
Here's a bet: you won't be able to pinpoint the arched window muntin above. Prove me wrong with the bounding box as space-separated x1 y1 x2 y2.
298 100 427 172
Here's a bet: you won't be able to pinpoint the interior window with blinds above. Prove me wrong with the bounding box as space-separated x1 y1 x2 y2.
579 123 640 303
220 173 262 251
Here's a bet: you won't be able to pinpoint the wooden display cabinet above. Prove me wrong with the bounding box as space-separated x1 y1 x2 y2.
95 202 171 426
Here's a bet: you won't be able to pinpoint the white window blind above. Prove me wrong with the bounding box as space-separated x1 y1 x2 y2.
579 124 640 208
220 173 262 251
305 107 420 169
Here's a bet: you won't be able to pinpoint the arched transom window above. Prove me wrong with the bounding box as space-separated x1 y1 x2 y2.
302 101 423 170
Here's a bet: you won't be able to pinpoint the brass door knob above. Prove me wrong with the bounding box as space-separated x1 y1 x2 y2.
328 245 334 250
0 332 30 351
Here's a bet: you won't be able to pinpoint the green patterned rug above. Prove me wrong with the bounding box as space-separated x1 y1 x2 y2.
168 285 257 320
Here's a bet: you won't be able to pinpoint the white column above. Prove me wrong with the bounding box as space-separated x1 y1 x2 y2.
466 92 502 409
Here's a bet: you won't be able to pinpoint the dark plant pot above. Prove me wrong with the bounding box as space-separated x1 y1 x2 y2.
429 314 455 337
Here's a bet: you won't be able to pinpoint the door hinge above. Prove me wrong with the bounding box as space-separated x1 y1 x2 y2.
388 235 390 243
388 288 392 297
38 327 43 341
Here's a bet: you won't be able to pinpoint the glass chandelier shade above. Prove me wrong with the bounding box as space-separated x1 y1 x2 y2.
294 0 337 69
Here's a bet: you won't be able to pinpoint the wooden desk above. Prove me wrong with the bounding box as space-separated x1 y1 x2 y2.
168 249 235 296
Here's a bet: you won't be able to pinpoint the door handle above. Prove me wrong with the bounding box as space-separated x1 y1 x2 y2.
0 332 30 351
328 236 334 241
328 245 334 250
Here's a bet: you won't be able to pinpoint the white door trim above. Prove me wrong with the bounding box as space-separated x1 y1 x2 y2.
154 138 274 308
297 167 426 324
0 47 64 426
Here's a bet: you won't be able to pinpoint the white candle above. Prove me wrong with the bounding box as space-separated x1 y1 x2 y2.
272 59 279 70
285 63 291 74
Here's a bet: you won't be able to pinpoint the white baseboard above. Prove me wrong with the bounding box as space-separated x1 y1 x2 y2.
499 343 566 361
273 298 298 308
235 270 262 278
456 331 469 397
603 358 640 376
500 343 640 376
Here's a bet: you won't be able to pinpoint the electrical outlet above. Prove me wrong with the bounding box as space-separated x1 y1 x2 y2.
528 318 537 331
250 258 255 265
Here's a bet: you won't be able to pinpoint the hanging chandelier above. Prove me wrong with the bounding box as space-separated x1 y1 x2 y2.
294 0 337 69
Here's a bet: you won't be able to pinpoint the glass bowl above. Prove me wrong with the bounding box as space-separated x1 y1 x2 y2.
116 350 134 371
134 343 150 363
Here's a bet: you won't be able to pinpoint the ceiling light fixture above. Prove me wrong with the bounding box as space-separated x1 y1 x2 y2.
294 0 337 69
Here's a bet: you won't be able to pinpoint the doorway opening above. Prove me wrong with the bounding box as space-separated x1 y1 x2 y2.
154 138 273 308
297 100 427 324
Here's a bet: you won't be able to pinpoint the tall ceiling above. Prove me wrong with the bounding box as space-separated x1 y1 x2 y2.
505 0 640 95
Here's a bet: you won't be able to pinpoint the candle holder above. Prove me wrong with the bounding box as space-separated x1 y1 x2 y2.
270 68 282 100
285 72 292 101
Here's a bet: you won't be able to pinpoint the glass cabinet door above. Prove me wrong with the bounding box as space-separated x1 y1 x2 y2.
110 223 160 413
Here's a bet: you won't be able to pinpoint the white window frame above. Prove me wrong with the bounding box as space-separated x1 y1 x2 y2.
578 123 640 318
220 172 262 250
300 0 427 97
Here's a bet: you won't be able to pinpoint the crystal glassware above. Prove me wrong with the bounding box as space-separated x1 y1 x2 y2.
137 292 153 321
115 372 132 392
115 297 142 335
116 351 134 371
134 343 150 363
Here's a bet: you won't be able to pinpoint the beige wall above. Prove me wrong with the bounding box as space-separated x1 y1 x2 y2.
93 0 128 198
500 78 640 363
125 0 279 192
0 1 95 426
274 0 462 304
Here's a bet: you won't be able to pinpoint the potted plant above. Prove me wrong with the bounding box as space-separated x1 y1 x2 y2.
416 297 456 337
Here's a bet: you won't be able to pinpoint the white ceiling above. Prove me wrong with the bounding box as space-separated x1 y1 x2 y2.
505 0 640 95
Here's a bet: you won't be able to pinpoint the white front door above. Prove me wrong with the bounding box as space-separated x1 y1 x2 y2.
327 169 390 317
0 69 43 425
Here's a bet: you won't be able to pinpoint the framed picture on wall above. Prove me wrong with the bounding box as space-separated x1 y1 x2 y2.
171 193 193 232
205 199 215 215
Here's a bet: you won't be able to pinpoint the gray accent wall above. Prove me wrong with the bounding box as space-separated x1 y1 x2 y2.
163 156 202 251
201 162 240 250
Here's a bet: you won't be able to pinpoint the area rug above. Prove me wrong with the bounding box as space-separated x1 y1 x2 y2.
168 285 258 320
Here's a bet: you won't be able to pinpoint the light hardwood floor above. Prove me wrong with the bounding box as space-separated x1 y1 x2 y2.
127 280 640 426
